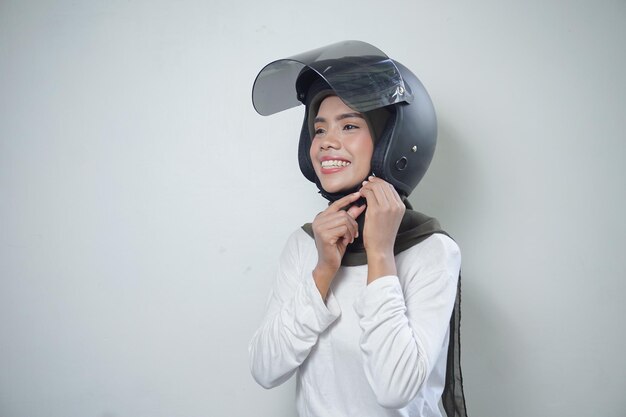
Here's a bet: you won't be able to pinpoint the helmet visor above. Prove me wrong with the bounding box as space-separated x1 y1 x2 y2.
252 40 412 115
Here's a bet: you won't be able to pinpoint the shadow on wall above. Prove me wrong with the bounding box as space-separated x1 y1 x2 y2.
408 115 481 227
461 281 528 413
409 116 528 412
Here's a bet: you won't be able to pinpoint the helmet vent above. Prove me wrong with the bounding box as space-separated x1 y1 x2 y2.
395 157 408 171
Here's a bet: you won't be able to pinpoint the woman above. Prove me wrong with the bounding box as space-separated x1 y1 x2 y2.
249 41 468 417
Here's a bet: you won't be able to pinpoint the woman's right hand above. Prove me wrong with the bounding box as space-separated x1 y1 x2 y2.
311 192 366 299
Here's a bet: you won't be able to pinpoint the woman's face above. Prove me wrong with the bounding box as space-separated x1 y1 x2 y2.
309 96 374 194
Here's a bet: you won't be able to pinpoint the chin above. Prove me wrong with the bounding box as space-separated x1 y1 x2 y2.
320 181 360 194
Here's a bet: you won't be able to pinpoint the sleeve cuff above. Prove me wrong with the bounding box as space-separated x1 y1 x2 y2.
353 275 403 318
304 273 341 325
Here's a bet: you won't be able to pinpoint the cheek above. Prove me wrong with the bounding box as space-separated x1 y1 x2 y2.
351 136 374 165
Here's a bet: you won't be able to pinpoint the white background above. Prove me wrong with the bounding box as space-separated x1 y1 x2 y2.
1 1 624 416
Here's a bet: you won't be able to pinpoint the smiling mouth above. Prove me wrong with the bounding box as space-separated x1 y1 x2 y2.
321 160 351 168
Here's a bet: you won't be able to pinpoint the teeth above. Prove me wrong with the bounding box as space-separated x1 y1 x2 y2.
321 160 350 168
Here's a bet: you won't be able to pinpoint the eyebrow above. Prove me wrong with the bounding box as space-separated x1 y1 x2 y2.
314 112 365 124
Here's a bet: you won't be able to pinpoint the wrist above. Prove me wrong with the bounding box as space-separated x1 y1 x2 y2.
312 263 338 300
366 250 396 284
365 246 395 263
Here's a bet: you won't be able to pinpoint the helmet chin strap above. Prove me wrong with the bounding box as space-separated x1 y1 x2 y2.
318 184 364 203
317 172 410 207
315 172 373 203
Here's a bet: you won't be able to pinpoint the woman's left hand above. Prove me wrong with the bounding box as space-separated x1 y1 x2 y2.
359 176 405 283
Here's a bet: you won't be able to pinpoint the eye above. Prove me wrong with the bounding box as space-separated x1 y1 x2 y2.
314 127 326 136
343 124 359 131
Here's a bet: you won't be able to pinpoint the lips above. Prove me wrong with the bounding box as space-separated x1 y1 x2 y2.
319 157 351 174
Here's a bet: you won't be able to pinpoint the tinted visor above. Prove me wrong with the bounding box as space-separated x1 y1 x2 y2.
252 40 412 116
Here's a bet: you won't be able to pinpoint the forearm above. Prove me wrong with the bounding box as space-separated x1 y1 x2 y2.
366 249 397 284
356 236 461 408
312 263 338 301
355 277 429 408
249 276 340 388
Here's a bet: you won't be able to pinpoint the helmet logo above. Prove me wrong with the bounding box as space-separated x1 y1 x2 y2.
391 85 405 100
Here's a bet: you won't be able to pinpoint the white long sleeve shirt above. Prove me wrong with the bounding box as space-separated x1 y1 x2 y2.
249 228 461 417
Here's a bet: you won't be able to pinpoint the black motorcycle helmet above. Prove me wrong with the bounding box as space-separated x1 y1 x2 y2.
252 41 437 200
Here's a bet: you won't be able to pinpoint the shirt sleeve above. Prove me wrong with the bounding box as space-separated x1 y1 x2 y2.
248 230 341 389
353 234 461 408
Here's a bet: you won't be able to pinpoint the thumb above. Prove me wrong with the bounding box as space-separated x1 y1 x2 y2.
347 202 366 220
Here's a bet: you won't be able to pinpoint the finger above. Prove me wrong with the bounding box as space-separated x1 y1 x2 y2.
359 181 380 207
372 182 391 207
368 176 399 196
363 177 400 208
327 191 362 212
365 176 395 193
341 213 359 242
317 212 359 241
365 177 393 206
381 182 404 208
325 222 357 245
331 213 359 239
370 178 404 210
347 202 366 220
317 210 358 229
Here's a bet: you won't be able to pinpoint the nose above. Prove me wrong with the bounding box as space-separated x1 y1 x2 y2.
319 128 341 150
